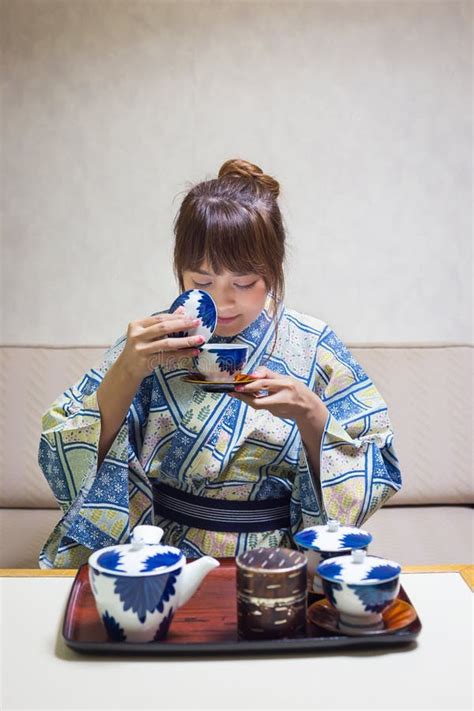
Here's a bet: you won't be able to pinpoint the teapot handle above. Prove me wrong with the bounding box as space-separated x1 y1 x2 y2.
130 525 164 550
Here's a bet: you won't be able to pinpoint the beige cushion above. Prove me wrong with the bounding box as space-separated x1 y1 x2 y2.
353 345 473 505
0 347 105 508
365 505 473 565
0 344 472 508
0 506 471 568
0 508 63 568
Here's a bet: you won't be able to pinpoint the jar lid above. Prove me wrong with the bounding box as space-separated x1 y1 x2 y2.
236 547 306 573
294 519 372 552
317 550 401 585
88 525 184 577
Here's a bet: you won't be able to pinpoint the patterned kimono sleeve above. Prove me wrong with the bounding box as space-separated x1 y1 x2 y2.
37 334 154 568
296 325 402 530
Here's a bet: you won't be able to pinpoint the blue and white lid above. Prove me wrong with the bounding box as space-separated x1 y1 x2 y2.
317 549 401 585
168 289 217 344
88 525 184 577
294 519 372 553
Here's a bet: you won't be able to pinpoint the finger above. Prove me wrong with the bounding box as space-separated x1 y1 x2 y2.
143 316 201 341
234 378 283 393
249 367 278 379
138 312 170 328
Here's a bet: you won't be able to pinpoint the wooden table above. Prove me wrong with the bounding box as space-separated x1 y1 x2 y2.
1 565 472 711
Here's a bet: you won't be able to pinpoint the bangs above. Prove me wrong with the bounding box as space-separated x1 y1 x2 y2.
175 200 267 277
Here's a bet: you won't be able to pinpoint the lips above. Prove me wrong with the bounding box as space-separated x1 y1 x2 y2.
218 315 238 322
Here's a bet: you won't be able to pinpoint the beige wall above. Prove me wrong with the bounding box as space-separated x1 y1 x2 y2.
1 0 471 346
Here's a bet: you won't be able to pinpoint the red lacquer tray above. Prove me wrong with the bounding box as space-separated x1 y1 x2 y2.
62 559 422 655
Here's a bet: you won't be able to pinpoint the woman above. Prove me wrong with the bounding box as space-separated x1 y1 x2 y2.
38 158 402 568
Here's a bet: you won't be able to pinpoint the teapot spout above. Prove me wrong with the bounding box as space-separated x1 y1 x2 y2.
178 556 220 609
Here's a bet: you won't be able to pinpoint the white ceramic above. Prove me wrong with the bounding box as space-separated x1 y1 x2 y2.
317 549 402 635
194 343 249 382
168 289 217 343
88 525 219 643
294 519 372 594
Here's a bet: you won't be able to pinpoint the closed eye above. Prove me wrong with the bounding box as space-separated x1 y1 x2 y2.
193 281 257 290
236 282 257 289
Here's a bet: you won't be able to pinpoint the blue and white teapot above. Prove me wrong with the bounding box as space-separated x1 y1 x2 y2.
88 525 219 643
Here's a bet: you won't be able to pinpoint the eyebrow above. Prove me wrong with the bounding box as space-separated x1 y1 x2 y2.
193 269 253 277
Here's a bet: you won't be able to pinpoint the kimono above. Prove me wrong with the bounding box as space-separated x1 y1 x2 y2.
37 294 402 568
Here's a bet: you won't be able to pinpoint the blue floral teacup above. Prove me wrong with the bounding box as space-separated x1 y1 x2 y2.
317 549 401 634
294 519 372 595
194 343 248 382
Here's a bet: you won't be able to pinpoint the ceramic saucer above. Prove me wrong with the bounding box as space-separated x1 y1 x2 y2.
307 598 417 637
182 372 254 393
168 289 218 343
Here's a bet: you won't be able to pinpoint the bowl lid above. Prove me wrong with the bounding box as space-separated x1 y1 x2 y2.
294 519 372 552
317 550 401 585
88 525 184 577
168 289 217 344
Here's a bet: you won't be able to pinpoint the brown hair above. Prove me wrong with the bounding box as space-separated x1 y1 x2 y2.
172 159 287 357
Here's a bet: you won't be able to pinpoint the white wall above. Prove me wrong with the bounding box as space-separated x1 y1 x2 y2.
1 0 471 345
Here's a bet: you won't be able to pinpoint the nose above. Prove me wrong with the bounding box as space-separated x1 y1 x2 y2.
212 290 236 315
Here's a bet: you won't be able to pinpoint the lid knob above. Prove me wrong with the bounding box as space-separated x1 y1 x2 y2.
130 525 164 551
351 549 366 564
327 519 340 532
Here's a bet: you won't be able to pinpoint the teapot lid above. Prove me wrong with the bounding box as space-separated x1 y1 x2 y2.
294 519 372 552
88 525 184 577
317 549 401 585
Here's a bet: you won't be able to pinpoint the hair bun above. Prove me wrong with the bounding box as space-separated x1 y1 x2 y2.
218 158 280 199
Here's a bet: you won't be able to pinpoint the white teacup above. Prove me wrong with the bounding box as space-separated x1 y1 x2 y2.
194 344 248 382
317 550 402 634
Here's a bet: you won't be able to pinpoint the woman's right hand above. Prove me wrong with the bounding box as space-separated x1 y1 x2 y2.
117 306 205 380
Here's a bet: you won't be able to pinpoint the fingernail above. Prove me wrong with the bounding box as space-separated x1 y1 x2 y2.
235 385 245 391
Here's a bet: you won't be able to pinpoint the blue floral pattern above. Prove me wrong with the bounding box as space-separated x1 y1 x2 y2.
340 533 371 549
102 611 126 641
214 349 247 376
294 529 318 547
97 550 125 572
89 567 100 596
140 550 182 572
349 579 399 613
113 567 181 623
319 561 343 581
153 607 175 641
196 292 217 331
322 579 343 608
168 292 192 338
170 292 191 311
363 564 400 582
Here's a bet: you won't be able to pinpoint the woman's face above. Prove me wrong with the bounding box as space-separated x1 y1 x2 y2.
182 261 269 336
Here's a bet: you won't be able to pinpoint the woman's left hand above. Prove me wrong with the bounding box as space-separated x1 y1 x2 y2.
228 365 318 421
